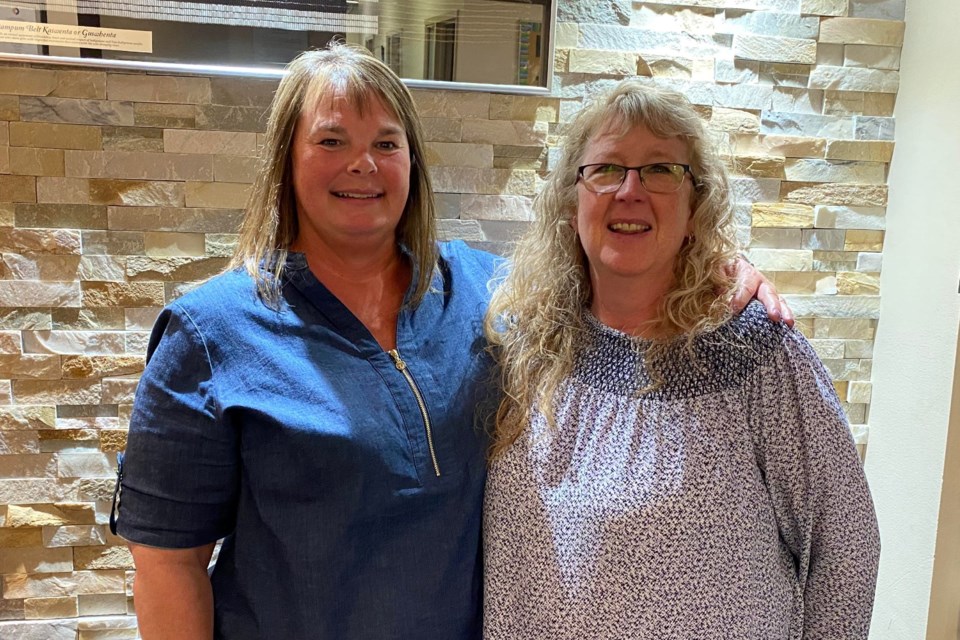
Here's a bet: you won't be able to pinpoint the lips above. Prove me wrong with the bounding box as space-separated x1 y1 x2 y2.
609 222 651 233
333 191 382 199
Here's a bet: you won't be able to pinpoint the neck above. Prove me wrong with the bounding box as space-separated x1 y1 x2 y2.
589 272 674 339
295 238 411 351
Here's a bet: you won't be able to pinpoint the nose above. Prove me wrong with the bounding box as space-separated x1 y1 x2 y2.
615 167 648 200
347 149 377 174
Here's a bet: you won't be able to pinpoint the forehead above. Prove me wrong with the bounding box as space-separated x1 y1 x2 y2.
583 122 689 161
301 88 404 129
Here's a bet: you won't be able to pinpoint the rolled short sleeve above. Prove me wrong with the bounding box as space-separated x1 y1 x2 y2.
116 303 239 549
748 328 880 638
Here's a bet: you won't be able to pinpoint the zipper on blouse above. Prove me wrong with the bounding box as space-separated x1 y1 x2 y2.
387 349 441 477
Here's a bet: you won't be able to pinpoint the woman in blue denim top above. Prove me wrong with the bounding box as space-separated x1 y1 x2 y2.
113 44 789 639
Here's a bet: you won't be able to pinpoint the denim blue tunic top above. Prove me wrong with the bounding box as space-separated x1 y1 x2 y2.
115 241 498 639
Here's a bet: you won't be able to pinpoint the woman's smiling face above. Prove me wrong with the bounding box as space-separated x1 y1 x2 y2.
290 91 411 255
574 123 695 295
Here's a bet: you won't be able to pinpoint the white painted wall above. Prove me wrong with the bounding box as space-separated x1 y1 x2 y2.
866 0 960 637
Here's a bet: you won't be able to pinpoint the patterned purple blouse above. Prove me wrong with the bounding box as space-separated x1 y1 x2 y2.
483 302 880 639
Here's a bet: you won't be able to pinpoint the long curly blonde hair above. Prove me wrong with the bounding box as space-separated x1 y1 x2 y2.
485 80 739 459
228 42 438 307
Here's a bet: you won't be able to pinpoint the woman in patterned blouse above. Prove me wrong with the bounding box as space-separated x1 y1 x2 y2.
483 80 881 639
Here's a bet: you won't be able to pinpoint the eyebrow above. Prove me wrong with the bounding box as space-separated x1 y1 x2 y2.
311 122 406 137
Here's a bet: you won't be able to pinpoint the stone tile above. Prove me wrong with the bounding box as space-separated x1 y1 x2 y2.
0 175 37 203
813 250 858 271
52 71 106 100
42 525 105 548
0 228 81 254
100 127 163 152
0 282 80 307
15 204 107 230
802 229 846 251
210 77 278 107
0 547 72 573
714 59 759 84
22 331 126 356
133 103 196 128
729 155 784 178
837 271 880 295
817 43 845 66
0 430 40 455
426 142 493 168
0 620 75 639
23 596 78 619
98 430 127 453
554 22 578 48
437 219 484 242
814 205 886 230
855 116 895 141
0 353 59 378
808 339 846 359
81 282 164 307
784 159 886 184
143 232 206 257
430 167 537 196
711 108 760 134
849 0 905 20
823 90 865 115
568 49 638 75
825 140 894 162
411 90 490 118
164 129 258 156
0 406 56 431
0 452 57 478
74 546 133 571
733 34 816 64
844 44 901 70
800 0 847 15
77 593 127 616
213 156 258 183
38 178 184 207
185 182 251 208
205 234 238 257
0 94 18 121
51 307 125 331
80 230 145 256
128 254 228 281
819 17 905 46
0 528 42 547
101 378 138 404
3 570 125 598
577 24 729 58
0 68 58 96
845 339 875 359
488 95 560 122
781 182 887 206
57 452 115 478
8 122 102 150
718 8 819 38
751 202 814 228
744 248 812 271
196 105 268 132
862 93 896 117
493 145 545 170
809 66 899 93
64 151 213 181
728 176 781 204
770 88 823 115
856 252 882 272
845 229 884 251
9 148 64 177
461 120 547 147
421 118 461 143
0 330 21 354
107 74 210 104
0 479 82 504
57 405 118 419
740 221 800 250
107 206 242 233
787 296 881 320
760 112 855 139
460 194 534 222
19 98 133 126
732 134 825 159
630 4 714 32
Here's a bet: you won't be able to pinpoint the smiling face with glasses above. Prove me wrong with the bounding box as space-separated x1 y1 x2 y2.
573 123 697 304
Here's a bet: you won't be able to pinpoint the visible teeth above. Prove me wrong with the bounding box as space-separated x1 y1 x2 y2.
609 222 650 232
335 192 379 199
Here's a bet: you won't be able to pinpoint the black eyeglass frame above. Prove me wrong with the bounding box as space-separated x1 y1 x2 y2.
576 163 699 194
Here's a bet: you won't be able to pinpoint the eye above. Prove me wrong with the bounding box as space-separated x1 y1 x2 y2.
594 163 622 174
317 138 342 147
645 163 675 174
376 140 401 151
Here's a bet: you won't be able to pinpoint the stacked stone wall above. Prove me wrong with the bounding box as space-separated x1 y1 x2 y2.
0 0 904 635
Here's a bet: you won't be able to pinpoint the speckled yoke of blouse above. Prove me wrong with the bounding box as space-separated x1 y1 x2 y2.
483 302 881 640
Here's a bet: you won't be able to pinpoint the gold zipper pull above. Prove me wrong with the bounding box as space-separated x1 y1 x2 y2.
387 349 406 370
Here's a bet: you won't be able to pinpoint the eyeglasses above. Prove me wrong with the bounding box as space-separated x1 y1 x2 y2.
576 163 696 194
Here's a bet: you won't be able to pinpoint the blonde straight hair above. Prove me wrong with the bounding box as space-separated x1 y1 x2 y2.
228 42 438 306
485 80 740 459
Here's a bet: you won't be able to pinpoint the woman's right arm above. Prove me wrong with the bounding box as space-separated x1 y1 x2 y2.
129 543 217 640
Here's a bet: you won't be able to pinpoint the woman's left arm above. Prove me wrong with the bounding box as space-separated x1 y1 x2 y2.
749 330 880 638
730 256 795 327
